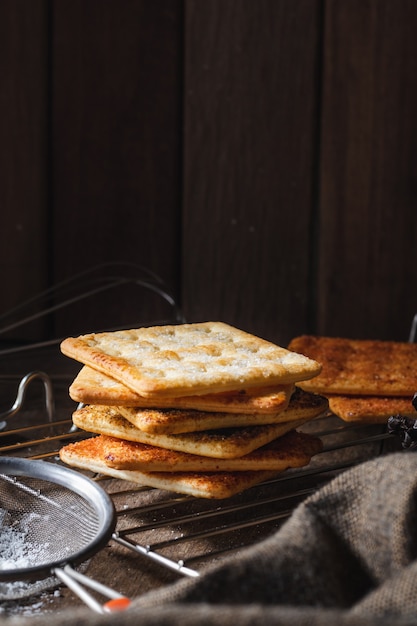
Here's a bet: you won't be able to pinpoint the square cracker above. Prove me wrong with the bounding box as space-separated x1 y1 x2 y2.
327 394 415 423
67 430 322 472
288 335 417 396
69 366 294 415
71 404 311 459
59 438 282 499
117 387 328 434
60 322 321 398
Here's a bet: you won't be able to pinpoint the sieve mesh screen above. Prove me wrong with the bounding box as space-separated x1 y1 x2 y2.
0 458 116 602
0 475 102 572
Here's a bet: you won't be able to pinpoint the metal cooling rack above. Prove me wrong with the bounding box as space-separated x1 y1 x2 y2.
0 367 399 582
0 274 409 599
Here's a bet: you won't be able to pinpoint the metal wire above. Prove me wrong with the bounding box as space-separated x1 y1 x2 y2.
0 378 393 578
0 280 407 584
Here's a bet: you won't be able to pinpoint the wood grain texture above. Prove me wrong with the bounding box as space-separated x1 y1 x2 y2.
0 0 49 340
318 0 417 341
182 0 322 346
1 0 417 347
50 0 183 335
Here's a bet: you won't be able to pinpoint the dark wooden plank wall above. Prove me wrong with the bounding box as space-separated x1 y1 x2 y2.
1 0 417 348
0 0 49 340
182 0 321 346
51 0 183 336
319 0 417 342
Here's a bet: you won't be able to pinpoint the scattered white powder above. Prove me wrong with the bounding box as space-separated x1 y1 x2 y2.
0 528 44 570
0 508 47 570
0 510 62 613
0 590 60 617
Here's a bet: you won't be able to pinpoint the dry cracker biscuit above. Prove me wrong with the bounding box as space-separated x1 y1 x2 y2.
72 405 311 459
61 322 321 398
59 438 282 499
328 394 415 423
69 365 294 414
88 430 322 472
288 335 417 396
117 387 328 434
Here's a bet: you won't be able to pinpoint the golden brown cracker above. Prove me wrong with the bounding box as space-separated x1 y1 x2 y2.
59 438 281 499
61 322 321 398
72 404 311 459
288 335 417 396
69 366 294 415
117 387 328 434
328 394 415 423
89 430 322 472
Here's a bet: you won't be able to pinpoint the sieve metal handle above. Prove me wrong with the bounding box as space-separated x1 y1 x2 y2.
54 564 131 614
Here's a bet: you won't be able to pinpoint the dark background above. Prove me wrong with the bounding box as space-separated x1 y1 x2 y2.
1 0 417 349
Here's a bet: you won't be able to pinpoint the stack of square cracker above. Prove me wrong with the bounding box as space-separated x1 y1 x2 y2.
59 322 326 499
287 335 417 424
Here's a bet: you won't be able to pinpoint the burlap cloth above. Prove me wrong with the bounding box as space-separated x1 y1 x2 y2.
4 450 417 625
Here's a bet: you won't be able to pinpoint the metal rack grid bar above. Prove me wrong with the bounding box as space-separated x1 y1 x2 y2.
0 384 394 579
0 306 407 582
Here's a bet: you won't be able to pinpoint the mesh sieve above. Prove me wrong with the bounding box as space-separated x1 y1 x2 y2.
0 457 130 612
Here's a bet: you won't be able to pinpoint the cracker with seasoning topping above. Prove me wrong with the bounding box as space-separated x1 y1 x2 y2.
69 365 294 414
59 437 282 499
327 394 415 423
288 335 417 397
64 429 322 473
71 404 312 459
117 387 328 434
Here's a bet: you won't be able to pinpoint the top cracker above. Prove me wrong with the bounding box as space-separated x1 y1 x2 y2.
60 322 321 398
